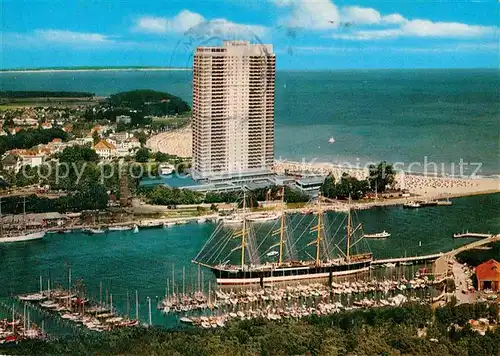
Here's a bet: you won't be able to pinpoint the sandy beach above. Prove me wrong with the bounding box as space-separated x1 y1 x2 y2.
147 128 500 198
147 125 193 158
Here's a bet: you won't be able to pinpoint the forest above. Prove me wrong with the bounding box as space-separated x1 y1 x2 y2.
107 90 191 117
2 302 498 356
0 128 68 156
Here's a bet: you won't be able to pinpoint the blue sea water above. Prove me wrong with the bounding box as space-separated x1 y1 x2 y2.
0 193 498 332
1 68 499 175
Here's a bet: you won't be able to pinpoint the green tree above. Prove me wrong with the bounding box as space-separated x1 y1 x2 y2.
135 132 148 146
92 130 100 145
135 148 150 163
59 146 99 162
320 174 336 198
368 161 396 192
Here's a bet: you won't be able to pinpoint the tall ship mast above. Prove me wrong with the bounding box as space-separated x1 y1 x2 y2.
0 196 45 244
192 189 372 285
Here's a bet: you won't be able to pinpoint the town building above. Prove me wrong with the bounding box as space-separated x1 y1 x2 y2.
192 40 275 181
116 115 132 124
475 259 499 292
93 139 116 160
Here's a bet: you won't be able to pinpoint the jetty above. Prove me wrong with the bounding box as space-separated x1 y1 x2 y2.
372 253 443 266
452 231 492 239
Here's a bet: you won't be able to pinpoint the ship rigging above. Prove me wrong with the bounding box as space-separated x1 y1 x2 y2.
192 189 373 285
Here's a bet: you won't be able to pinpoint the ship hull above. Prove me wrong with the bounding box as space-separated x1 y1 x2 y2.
0 231 45 243
212 260 371 285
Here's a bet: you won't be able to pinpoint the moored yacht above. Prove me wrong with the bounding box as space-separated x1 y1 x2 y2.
0 197 45 243
403 201 421 209
363 230 390 239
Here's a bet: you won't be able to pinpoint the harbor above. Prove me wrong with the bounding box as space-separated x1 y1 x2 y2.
0 193 498 332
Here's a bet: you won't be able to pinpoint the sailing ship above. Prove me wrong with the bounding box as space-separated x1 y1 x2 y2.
0 197 45 243
192 189 373 285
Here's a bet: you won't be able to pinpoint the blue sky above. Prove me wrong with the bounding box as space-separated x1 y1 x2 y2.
1 0 498 69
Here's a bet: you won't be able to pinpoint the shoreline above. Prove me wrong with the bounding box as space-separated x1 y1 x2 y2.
146 127 500 198
0 68 192 74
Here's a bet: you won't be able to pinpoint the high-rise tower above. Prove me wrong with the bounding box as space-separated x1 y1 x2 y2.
192 40 275 180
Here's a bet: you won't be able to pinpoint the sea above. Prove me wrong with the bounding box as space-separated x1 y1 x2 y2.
1 68 499 175
0 69 499 333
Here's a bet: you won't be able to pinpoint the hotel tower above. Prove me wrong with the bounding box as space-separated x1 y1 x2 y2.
192 40 275 180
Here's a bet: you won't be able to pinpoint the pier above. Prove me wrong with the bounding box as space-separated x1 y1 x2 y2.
434 234 500 277
372 253 443 266
452 231 492 239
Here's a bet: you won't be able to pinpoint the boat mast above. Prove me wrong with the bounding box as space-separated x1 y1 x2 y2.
23 196 27 233
315 193 322 266
346 195 351 262
279 186 285 266
0 196 3 238
240 190 247 268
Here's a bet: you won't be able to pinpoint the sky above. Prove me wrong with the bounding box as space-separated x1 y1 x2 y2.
1 0 499 69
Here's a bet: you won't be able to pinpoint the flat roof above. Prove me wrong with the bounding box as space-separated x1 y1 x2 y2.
139 174 199 188
296 176 326 185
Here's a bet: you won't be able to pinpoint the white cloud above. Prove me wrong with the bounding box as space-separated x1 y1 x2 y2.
277 0 340 30
281 41 498 55
186 19 266 38
382 13 407 24
331 20 497 40
272 0 496 41
402 20 496 38
133 10 265 38
341 6 381 25
133 17 167 34
133 11 205 34
34 30 114 44
2 29 118 49
331 29 402 40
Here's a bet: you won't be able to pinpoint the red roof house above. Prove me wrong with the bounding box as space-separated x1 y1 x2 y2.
476 259 500 292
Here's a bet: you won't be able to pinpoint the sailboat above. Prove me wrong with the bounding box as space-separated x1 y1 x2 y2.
0 197 45 243
192 189 373 285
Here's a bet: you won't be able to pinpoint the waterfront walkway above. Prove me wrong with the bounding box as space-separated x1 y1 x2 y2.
434 234 500 277
372 253 443 265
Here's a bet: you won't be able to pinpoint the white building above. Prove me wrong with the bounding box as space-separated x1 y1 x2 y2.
93 139 116 160
192 40 275 180
116 115 132 124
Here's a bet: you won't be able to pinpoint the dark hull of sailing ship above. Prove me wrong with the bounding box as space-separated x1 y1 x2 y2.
210 257 372 285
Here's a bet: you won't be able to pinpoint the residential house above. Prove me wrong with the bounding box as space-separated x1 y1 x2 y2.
116 115 132 124
93 139 116 160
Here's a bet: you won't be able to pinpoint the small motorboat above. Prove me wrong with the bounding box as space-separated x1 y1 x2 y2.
247 213 280 223
19 293 47 302
197 218 207 224
179 316 193 324
403 202 421 209
222 216 243 225
363 230 390 239
133 225 139 233
164 222 176 228
328 137 336 144
266 250 279 257
88 228 105 234
108 225 133 232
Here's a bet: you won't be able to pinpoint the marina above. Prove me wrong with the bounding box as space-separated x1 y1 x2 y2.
0 193 498 330
452 231 493 239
